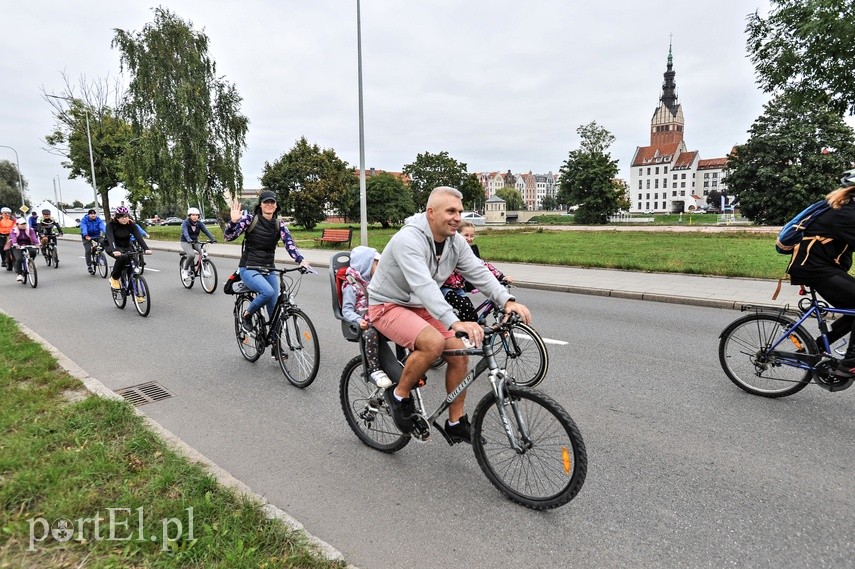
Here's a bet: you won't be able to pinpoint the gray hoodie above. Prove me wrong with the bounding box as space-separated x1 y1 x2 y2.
368 213 514 328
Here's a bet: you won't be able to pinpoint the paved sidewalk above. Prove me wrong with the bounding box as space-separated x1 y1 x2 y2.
66 236 803 311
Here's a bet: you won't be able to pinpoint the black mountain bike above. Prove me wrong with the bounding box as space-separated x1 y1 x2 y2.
233 266 320 388
339 314 587 510
90 239 108 278
43 234 59 268
111 246 151 317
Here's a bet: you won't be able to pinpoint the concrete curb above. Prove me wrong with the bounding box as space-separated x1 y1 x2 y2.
8 313 355 568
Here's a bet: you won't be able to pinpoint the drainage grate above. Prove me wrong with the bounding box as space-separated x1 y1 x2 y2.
115 382 173 406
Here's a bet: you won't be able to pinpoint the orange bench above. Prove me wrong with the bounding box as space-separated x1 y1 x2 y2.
315 228 353 248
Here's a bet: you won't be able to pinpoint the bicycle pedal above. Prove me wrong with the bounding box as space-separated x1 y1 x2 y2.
432 421 456 445
410 414 431 442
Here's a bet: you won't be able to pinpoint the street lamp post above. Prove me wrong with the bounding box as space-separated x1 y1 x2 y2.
0 144 26 209
356 0 368 246
45 95 99 209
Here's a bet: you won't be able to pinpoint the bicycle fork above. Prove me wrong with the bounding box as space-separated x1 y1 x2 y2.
489 369 532 454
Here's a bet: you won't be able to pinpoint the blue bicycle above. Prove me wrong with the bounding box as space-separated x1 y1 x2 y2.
718 286 855 397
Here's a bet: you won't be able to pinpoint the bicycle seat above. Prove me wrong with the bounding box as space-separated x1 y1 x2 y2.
329 251 360 342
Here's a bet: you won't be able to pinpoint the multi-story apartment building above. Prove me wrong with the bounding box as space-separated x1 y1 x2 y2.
629 45 729 213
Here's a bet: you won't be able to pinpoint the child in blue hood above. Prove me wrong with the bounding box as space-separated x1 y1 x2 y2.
341 246 393 388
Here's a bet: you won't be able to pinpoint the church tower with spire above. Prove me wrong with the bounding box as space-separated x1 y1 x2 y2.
650 41 685 146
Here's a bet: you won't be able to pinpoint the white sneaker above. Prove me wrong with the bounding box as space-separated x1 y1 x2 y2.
369 370 393 389
16 274 24 283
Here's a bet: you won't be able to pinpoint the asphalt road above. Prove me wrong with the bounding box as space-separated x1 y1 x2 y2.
2 240 853 568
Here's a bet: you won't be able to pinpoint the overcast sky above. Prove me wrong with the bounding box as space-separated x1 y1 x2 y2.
1 0 778 206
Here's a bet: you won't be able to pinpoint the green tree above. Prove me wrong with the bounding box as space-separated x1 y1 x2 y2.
495 187 524 211
44 77 133 217
113 7 249 216
402 151 480 211
707 189 726 210
0 160 27 210
558 121 620 224
726 91 855 224
261 137 353 230
747 0 855 115
344 172 415 228
541 195 558 211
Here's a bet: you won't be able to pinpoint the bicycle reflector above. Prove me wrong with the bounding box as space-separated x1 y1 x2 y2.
788 334 804 351
562 447 572 475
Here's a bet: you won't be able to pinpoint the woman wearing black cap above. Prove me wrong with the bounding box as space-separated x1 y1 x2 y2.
225 191 312 331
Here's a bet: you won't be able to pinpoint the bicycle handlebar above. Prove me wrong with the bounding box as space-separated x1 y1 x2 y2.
245 266 310 275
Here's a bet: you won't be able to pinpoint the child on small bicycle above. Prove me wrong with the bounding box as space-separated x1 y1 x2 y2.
441 221 511 322
341 246 393 389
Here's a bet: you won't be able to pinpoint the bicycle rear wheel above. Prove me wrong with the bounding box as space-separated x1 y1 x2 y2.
132 274 151 317
96 252 108 278
718 313 814 397
179 257 194 289
472 385 587 510
340 355 409 452
274 310 320 388
200 259 217 293
494 322 549 387
112 273 128 309
234 295 262 362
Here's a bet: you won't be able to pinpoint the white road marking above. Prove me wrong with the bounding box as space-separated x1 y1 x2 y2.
514 332 568 346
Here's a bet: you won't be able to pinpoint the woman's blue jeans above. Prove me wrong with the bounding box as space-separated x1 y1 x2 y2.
239 268 279 319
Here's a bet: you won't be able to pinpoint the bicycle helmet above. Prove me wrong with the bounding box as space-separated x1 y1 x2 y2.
15 217 26 225
1 207 10 213
114 206 129 216
187 207 200 215
841 168 855 187
42 209 51 214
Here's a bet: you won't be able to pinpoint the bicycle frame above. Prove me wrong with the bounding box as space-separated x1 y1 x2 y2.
243 266 306 343
373 316 531 449
184 241 212 274
755 288 855 372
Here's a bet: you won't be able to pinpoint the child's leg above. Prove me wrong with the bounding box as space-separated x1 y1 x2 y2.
363 327 393 388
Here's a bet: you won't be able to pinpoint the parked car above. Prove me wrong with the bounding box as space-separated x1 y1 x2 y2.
461 211 485 225
160 217 183 226
202 218 218 225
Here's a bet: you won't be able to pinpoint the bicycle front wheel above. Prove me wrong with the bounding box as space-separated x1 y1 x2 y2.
495 322 549 387
274 310 320 388
718 313 814 397
340 355 409 453
200 259 217 293
132 274 151 317
44 249 52 267
51 246 59 268
27 262 38 288
234 295 262 362
97 252 108 278
472 385 587 510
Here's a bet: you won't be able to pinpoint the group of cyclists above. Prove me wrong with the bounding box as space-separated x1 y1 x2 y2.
0 207 64 282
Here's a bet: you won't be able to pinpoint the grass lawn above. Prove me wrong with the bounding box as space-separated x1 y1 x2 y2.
70 220 787 280
0 314 344 568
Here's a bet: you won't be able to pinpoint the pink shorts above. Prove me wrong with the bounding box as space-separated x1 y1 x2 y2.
367 303 454 350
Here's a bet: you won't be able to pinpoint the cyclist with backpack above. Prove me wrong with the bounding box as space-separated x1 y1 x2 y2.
787 169 855 378
225 191 312 333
